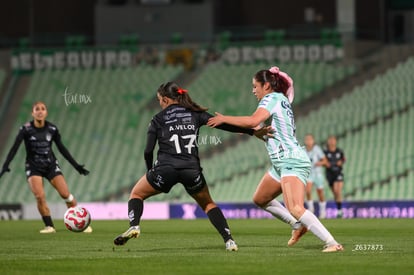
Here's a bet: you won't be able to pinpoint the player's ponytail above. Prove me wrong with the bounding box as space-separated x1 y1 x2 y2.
254 67 294 103
157 82 208 112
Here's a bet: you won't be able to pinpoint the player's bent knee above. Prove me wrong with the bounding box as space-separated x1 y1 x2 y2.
33 193 46 202
252 196 265 208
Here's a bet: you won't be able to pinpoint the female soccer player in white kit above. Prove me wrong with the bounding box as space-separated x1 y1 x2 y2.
208 66 343 252
304 133 327 218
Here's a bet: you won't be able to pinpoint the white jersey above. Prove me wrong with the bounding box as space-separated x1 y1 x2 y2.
258 92 306 161
306 144 325 175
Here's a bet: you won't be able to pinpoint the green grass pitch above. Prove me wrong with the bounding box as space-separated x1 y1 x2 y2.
0 219 413 274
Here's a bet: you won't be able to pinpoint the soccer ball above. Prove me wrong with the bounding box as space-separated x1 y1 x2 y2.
64 206 91 232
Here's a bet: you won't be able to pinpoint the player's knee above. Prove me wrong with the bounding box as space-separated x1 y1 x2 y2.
252 195 267 208
34 193 46 204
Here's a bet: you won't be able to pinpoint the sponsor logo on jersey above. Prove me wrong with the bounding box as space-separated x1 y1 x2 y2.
164 113 176 120
165 119 178 124
166 107 185 114
281 100 291 110
176 112 191 118
181 117 192 124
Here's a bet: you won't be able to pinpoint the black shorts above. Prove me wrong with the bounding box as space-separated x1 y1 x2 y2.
146 165 206 195
326 170 344 187
25 161 63 181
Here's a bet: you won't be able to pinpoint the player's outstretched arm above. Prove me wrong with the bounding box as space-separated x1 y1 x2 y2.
53 130 89 175
207 108 270 129
0 128 24 178
203 112 254 135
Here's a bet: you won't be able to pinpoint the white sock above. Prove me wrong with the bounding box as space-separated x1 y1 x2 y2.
306 200 314 213
299 210 337 246
263 200 300 229
319 201 327 216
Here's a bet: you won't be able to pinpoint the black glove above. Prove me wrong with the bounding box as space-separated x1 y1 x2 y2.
0 167 10 178
75 165 89 176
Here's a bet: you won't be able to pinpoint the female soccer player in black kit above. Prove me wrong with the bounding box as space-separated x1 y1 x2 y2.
0 101 90 233
324 135 345 218
114 82 270 251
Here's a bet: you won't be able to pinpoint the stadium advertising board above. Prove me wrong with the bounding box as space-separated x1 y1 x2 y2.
80 202 169 220
170 201 414 219
21 202 169 220
0 204 23 220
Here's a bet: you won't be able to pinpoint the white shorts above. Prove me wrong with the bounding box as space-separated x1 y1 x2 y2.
308 172 325 189
268 157 311 185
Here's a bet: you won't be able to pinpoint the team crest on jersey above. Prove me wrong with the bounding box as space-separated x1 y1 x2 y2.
46 133 52 141
24 122 31 129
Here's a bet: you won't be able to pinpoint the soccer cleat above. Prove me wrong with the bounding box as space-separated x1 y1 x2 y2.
322 244 344 252
83 226 93 233
113 226 140 246
287 225 308 246
336 209 343 218
319 211 326 219
225 239 238 251
39 226 56 234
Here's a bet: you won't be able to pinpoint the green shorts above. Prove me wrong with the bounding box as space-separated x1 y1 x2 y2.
268 157 311 185
308 171 325 189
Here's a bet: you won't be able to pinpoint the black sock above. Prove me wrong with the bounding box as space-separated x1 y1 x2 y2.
207 207 233 242
42 216 54 227
128 198 143 227
337 202 342 210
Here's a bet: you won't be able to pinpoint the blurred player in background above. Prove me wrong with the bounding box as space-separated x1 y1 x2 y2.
113 82 270 251
208 66 343 252
0 101 91 233
324 135 345 218
304 133 327 218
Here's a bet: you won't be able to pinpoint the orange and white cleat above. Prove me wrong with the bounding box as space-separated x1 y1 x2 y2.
287 226 308 246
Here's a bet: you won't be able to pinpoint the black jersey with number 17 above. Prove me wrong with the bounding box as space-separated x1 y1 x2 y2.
144 104 254 170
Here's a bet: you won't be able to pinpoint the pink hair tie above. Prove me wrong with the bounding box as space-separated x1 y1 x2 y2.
269 66 280 74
